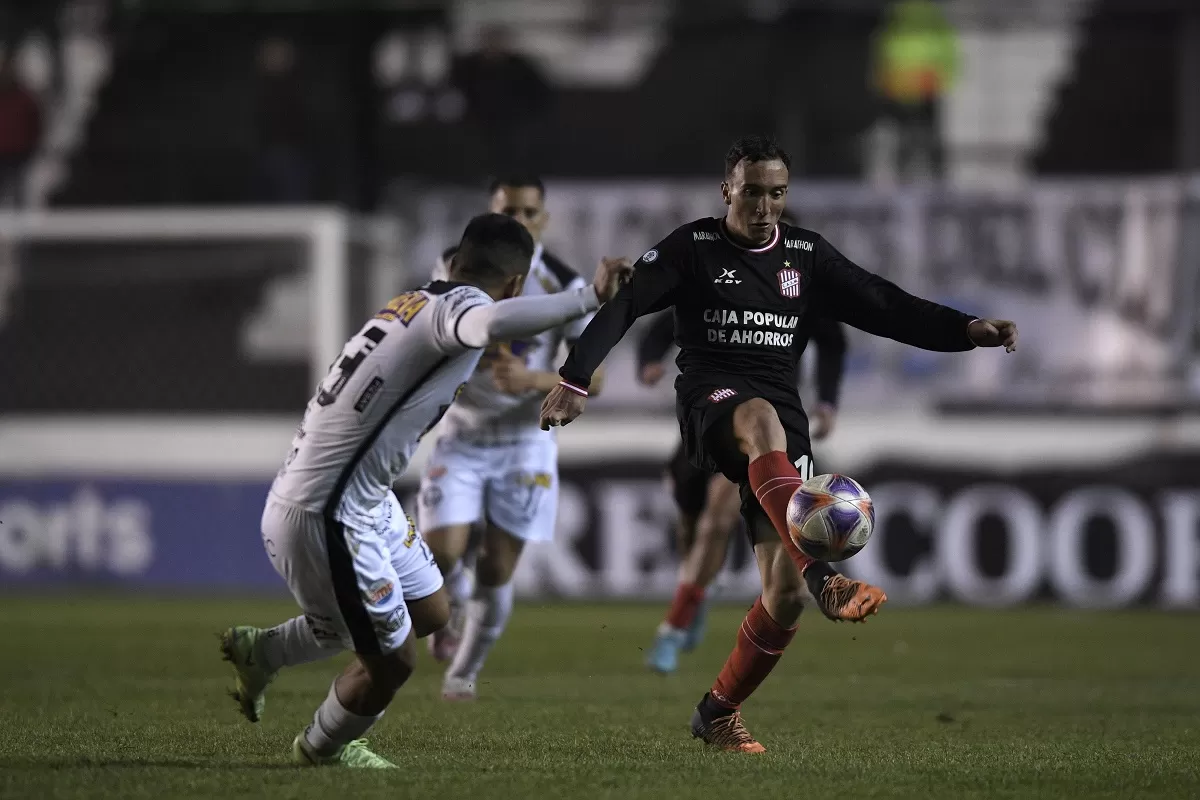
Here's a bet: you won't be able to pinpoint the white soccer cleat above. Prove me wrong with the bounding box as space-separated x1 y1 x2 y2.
441 675 477 701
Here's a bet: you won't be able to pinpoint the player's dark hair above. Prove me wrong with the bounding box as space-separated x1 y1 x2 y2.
450 213 535 288
488 175 545 197
725 135 791 178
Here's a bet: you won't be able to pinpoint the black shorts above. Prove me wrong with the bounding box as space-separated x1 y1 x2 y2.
676 376 815 539
666 441 710 518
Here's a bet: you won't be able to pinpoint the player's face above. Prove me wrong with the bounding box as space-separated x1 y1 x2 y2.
721 159 789 246
489 186 549 242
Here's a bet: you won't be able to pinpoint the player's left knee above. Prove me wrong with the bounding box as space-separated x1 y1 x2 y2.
731 398 786 456
475 553 517 587
478 525 525 586
360 644 417 695
409 587 452 638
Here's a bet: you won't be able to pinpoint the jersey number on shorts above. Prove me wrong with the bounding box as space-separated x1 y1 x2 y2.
794 455 815 481
317 325 387 407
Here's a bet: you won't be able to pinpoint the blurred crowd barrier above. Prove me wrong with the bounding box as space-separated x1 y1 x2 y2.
1 411 1198 608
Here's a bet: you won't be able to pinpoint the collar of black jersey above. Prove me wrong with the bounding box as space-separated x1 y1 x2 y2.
718 219 781 252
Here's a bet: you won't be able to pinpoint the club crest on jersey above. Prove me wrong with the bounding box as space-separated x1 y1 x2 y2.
642 249 658 263
777 267 801 298
709 388 738 403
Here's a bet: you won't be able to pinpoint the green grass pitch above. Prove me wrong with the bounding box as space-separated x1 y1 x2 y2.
1 597 1197 799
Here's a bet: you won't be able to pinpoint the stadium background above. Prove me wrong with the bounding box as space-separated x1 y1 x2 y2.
1 0 1199 612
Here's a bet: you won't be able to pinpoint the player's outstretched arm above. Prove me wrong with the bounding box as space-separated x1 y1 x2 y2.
543 237 688 429
453 258 633 350
813 237 1018 353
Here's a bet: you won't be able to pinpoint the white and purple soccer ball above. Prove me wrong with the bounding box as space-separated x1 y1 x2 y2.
786 473 875 562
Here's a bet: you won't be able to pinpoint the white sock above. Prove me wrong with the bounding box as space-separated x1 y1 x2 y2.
259 616 338 672
446 582 514 682
304 678 384 757
444 561 472 608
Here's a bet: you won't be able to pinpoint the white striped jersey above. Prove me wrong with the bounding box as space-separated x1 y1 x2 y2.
269 281 492 530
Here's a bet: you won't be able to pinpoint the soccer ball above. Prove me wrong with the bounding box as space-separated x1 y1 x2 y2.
786 474 875 562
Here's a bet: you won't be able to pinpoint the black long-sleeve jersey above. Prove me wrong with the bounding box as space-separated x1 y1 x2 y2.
636 308 849 407
561 217 976 401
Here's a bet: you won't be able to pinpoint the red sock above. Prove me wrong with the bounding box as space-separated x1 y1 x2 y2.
664 582 706 630
710 596 797 709
747 451 813 571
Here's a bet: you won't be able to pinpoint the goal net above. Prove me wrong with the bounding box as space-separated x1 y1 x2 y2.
0 208 406 413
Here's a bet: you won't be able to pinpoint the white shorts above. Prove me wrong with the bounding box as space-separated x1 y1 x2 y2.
417 434 558 542
261 491 444 655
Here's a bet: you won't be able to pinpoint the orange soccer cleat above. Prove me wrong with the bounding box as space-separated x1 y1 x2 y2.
807 570 887 622
690 700 767 754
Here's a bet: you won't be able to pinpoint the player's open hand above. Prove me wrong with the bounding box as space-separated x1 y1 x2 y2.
968 319 1018 352
539 383 587 430
593 257 634 303
491 345 533 394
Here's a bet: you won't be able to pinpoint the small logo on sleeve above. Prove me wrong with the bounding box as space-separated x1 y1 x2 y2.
708 388 738 403
642 249 659 263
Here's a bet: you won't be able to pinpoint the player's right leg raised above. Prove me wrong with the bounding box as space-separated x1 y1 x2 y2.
732 398 886 623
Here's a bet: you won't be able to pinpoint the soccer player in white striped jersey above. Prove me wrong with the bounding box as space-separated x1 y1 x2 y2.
217 213 632 768
418 176 604 702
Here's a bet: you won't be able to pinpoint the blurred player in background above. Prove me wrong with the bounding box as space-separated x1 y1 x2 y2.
637 281 847 674
219 214 631 768
418 176 606 701
541 135 1017 753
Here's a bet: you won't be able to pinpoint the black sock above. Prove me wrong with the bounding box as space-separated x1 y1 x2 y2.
803 560 838 598
698 692 734 721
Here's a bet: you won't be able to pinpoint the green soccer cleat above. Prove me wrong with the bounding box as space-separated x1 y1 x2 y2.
219 626 276 723
292 733 398 769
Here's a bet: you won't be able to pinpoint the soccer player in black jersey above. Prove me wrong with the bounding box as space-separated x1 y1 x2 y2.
540 135 1018 753
638 282 847 675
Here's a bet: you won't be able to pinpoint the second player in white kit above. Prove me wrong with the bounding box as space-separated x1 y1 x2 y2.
418 177 605 701
217 213 632 769
421 243 590 549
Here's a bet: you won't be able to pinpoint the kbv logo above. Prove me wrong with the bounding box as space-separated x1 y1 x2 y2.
714 268 742 285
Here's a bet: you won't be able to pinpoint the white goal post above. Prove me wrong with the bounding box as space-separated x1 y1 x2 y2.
0 206 404 388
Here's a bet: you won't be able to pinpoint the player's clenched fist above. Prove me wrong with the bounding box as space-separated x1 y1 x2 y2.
967 319 1019 352
593 256 634 302
539 383 586 430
